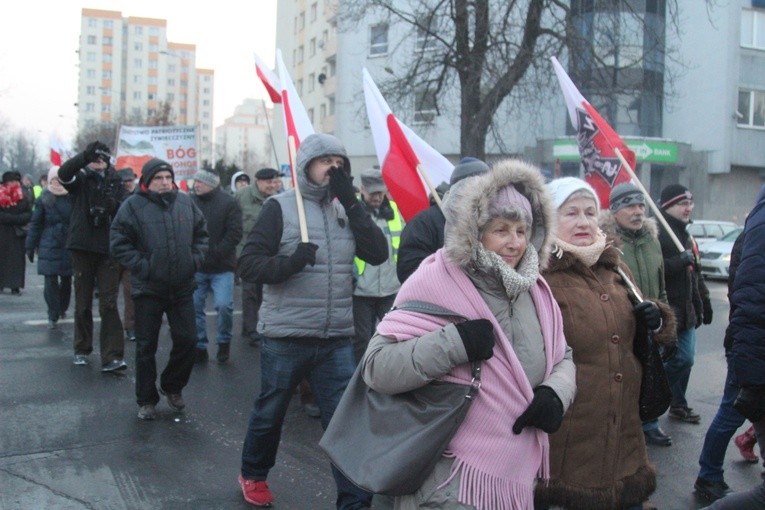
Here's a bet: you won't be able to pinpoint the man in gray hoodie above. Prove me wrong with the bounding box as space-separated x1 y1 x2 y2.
237 134 388 509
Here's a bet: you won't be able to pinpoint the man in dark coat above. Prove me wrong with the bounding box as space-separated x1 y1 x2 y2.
0 171 33 294
58 141 127 372
110 158 209 421
191 169 242 363
658 184 713 426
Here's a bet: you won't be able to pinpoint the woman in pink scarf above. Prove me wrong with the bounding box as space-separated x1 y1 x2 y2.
0 171 33 294
360 159 576 510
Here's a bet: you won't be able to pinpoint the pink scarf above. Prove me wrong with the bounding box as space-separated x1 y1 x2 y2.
376 250 567 510
0 181 24 208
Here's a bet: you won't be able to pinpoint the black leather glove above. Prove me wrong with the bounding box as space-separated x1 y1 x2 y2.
634 301 662 331
734 386 765 422
513 386 565 434
26 250 34 263
289 242 318 272
678 250 695 267
454 319 494 362
328 166 356 209
702 299 713 325
84 141 111 164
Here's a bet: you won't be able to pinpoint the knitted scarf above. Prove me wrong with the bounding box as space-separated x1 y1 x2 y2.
0 181 24 208
553 230 607 267
376 249 567 510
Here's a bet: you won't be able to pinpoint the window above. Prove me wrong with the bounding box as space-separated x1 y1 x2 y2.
370 24 389 55
320 103 327 119
299 12 305 30
149 43 158 52
87 35 97 44
101 88 111 96
102 36 112 46
741 8 765 49
86 85 95 95
133 58 142 68
297 79 303 95
310 3 317 22
168 64 177 73
167 93 175 101
103 54 112 63
203 99 210 106
203 87 210 93
149 59 158 69
135 26 143 35
104 20 113 28
133 91 142 99
149 76 158 85
310 38 316 57
168 78 175 86
148 93 155 100
134 42 143 51
329 96 335 115
86 103 95 112
414 88 437 123
416 18 438 52
149 27 159 36
132 107 141 117
738 89 765 128
88 19 97 28
309 73 316 92
133 75 142 84
308 108 315 123
298 46 304 63
101 104 111 113
102 70 112 79
86 69 96 79
86 52 96 62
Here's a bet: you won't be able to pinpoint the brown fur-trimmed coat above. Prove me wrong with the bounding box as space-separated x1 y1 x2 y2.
537 243 675 510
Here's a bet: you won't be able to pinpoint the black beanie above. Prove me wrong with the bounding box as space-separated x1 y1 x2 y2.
140 158 174 186
660 184 692 209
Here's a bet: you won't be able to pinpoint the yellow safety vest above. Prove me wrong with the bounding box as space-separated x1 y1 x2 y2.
355 201 402 276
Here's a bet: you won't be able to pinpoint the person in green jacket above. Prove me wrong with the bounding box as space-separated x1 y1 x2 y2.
602 181 676 448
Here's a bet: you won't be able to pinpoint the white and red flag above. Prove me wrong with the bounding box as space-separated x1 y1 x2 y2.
551 56 635 209
50 133 72 166
254 53 282 105
362 68 453 222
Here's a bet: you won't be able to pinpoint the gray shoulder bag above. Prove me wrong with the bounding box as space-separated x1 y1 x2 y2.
319 301 481 496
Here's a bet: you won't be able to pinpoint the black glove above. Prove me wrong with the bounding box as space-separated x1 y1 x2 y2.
289 242 318 272
634 301 662 331
26 250 34 263
328 166 356 209
660 342 678 362
734 386 765 422
513 386 565 434
703 299 713 325
678 250 695 267
84 141 111 164
454 319 495 362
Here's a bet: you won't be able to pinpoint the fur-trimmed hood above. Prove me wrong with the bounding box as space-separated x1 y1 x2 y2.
599 211 659 245
443 158 555 270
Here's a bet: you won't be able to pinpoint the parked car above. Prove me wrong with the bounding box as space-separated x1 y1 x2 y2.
687 220 740 246
698 227 744 280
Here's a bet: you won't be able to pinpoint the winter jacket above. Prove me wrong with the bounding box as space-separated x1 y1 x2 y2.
0 193 32 289
538 245 676 510
110 188 208 299
730 187 765 386
25 191 74 276
238 133 388 339
353 196 403 298
659 212 711 331
234 183 269 257
58 152 126 255
191 187 242 273
600 213 667 302
396 204 445 283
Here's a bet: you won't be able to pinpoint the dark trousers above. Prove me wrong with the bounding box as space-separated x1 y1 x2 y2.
44 275 71 322
352 294 396 363
134 294 197 407
119 267 135 330
241 280 262 341
71 250 124 364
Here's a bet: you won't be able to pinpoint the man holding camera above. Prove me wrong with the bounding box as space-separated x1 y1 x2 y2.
59 140 127 372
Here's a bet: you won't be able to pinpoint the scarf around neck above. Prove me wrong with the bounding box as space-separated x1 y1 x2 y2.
553 230 607 267
0 182 24 208
473 243 539 301
376 249 567 510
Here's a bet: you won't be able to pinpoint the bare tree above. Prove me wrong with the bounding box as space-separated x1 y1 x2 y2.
341 0 697 160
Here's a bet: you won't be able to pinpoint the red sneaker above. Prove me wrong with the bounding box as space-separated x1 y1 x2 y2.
734 426 759 463
238 475 274 507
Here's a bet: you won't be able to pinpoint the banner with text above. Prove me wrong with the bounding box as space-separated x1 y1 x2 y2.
115 125 199 181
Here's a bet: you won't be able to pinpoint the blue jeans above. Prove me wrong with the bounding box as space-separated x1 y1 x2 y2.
664 327 696 408
698 354 747 481
193 272 234 347
706 419 765 509
240 337 372 509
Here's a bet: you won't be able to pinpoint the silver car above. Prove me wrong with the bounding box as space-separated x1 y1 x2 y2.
698 227 744 280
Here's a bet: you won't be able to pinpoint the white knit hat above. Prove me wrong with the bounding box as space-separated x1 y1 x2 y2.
547 177 599 212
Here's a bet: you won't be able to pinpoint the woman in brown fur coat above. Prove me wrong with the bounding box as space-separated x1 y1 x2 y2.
537 178 675 510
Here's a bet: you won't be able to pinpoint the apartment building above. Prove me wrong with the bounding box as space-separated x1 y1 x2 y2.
274 1 765 222
77 8 214 163
215 98 277 173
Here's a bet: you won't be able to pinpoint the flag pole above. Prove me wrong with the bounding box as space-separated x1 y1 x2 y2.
288 135 309 242
416 163 443 211
614 148 684 252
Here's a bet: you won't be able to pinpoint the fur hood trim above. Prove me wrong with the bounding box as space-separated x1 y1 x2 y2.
599 211 660 242
443 158 555 270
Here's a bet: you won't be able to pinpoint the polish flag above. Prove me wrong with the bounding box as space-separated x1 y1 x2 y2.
363 68 453 222
50 134 72 166
551 56 635 209
254 53 282 104
275 50 315 184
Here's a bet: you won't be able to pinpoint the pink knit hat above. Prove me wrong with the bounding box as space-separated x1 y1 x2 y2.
488 184 533 224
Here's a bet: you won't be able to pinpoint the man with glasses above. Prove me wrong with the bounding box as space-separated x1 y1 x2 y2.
658 184 713 430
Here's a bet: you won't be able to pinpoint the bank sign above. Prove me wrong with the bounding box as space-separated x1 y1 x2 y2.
554 139 678 164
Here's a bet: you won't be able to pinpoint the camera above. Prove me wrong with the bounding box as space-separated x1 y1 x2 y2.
89 206 109 228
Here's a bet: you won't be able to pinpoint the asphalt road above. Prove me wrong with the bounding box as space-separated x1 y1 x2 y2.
0 265 762 509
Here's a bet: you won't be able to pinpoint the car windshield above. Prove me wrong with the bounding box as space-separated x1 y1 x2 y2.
720 227 743 242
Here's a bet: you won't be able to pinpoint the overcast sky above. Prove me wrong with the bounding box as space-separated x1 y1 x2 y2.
0 1 278 151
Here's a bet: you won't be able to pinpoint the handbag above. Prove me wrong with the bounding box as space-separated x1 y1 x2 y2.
319 301 481 496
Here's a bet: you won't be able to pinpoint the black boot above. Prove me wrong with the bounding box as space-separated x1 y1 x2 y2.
217 343 230 363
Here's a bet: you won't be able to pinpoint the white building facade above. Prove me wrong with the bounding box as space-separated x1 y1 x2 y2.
215 98 278 175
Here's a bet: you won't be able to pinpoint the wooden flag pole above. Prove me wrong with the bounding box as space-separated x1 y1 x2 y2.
614 148 685 253
288 136 309 242
416 163 444 211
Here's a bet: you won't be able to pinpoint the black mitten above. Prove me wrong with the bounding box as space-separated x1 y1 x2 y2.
702 299 713 325
289 242 318 271
633 301 662 330
84 141 111 163
328 166 356 209
734 386 765 422
454 319 494 361
678 250 695 267
512 386 564 434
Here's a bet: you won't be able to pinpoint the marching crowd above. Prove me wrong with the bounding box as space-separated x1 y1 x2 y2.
1 135 765 510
